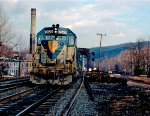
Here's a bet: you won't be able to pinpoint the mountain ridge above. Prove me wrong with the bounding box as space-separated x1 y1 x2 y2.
90 41 150 61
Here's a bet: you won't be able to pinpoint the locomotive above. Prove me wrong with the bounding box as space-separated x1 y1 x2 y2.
29 9 79 85
30 24 78 85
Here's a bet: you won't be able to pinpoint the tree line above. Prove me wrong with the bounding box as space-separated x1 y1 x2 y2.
101 39 150 76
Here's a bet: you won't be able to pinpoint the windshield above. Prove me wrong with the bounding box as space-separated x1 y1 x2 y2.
46 35 55 40
56 36 66 41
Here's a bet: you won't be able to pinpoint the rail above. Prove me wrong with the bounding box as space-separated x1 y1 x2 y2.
16 87 61 116
0 86 18 92
62 77 83 116
0 88 34 104
0 78 30 89
0 78 29 84
84 77 94 101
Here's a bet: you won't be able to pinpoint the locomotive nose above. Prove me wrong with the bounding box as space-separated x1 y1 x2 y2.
48 40 58 53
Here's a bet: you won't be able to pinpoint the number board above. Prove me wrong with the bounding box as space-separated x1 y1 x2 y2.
45 30 67 35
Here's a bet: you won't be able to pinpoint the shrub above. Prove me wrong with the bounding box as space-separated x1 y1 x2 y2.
134 65 145 76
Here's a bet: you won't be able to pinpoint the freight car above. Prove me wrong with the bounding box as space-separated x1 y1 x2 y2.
30 24 78 85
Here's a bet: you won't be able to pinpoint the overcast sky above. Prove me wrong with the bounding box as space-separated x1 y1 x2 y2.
1 0 150 48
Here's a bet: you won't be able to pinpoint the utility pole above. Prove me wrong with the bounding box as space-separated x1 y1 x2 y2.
97 33 106 72
0 31 2 57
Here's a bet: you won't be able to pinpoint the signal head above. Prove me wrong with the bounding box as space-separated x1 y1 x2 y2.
92 52 95 56
56 24 59 28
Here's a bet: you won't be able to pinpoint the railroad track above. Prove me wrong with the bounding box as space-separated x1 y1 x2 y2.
0 77 19 82
0 78 30 89
0 85 19 92
0 77 84 115
0 87 36 104
61 77 84 116
0 78 29 84
16 87 66 116
0 85 63 115
84 77 94 101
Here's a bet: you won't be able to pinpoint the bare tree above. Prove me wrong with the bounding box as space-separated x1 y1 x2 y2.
0 6 25 58
0 7 13 42
101 56 119 72
120 39 149 75
143 39 150 74
101 39 150 76
0 5 26 77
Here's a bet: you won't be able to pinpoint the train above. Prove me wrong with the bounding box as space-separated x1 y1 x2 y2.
30 24 78 85
29 9 79 85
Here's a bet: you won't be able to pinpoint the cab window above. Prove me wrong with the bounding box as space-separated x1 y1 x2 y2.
46 35 55 40
38 35 43 44
56 36 66 40
68 36 75 46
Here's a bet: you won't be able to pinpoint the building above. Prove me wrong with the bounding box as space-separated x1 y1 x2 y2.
0 57 19 77
20 54 33 77
7 59 20 77
20 61 32 77
0 54 32 77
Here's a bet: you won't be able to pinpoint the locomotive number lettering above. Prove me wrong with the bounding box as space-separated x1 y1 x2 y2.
45 30 53 34
45 30 67 35
58 30 67 34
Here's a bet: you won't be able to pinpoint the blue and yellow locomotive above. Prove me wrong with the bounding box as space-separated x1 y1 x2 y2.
30 24 77 85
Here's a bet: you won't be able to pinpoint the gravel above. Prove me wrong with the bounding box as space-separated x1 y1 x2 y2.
48 78 96 116
47 78 88 116
68 84 97 116
92 82 150 116
47 76 150 116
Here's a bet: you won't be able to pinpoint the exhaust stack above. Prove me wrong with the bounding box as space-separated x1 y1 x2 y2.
30 8 36 54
